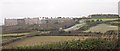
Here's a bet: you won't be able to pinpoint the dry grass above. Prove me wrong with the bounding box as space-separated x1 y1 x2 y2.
3 36 97 48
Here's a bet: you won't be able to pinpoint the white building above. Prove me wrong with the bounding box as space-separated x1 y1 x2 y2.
5 19 18 26
39 18 74 24
24 18 39 25
5 18 39 26
38 17 76 29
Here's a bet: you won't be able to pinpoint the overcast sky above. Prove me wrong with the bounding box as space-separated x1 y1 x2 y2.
0 0 120 25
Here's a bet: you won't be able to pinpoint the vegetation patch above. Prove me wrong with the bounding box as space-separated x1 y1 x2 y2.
84 24 118 33
3 36 95 48
5 38 115 50
89 18 119 22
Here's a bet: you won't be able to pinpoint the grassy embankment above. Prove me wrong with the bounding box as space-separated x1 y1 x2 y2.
83 24 118 33
82 18 119 33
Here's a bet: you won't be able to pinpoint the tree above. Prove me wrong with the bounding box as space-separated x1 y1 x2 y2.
100 19 102 21
96 19 99 21
91 20 94 22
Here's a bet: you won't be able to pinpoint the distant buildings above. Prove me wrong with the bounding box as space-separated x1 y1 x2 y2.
88 14 119 18
5 19 18 26
40 17 73 24
3 17 76 33
118 1 120 16
24 18 39 25
4 17 76 27
17 19 25 25
5 18 39 26
38 17 76 30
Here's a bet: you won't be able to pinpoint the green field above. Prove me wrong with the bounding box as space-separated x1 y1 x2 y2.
1 31 50 43
1 33 30 37
1 31 50 37
89 18 119 21
84 24 118 33
3 36 97 48
109 21 120 24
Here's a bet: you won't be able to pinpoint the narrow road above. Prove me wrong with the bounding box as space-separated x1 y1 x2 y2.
64 23 86 31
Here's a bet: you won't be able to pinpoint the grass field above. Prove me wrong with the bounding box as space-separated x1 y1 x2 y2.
2 37 16 42
9 38 115 50
89 18 119 21
109 21 120 24
1 33 30 37
83 24 118 33
3 36 97 48
1 31 50 43
1 31 50 37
